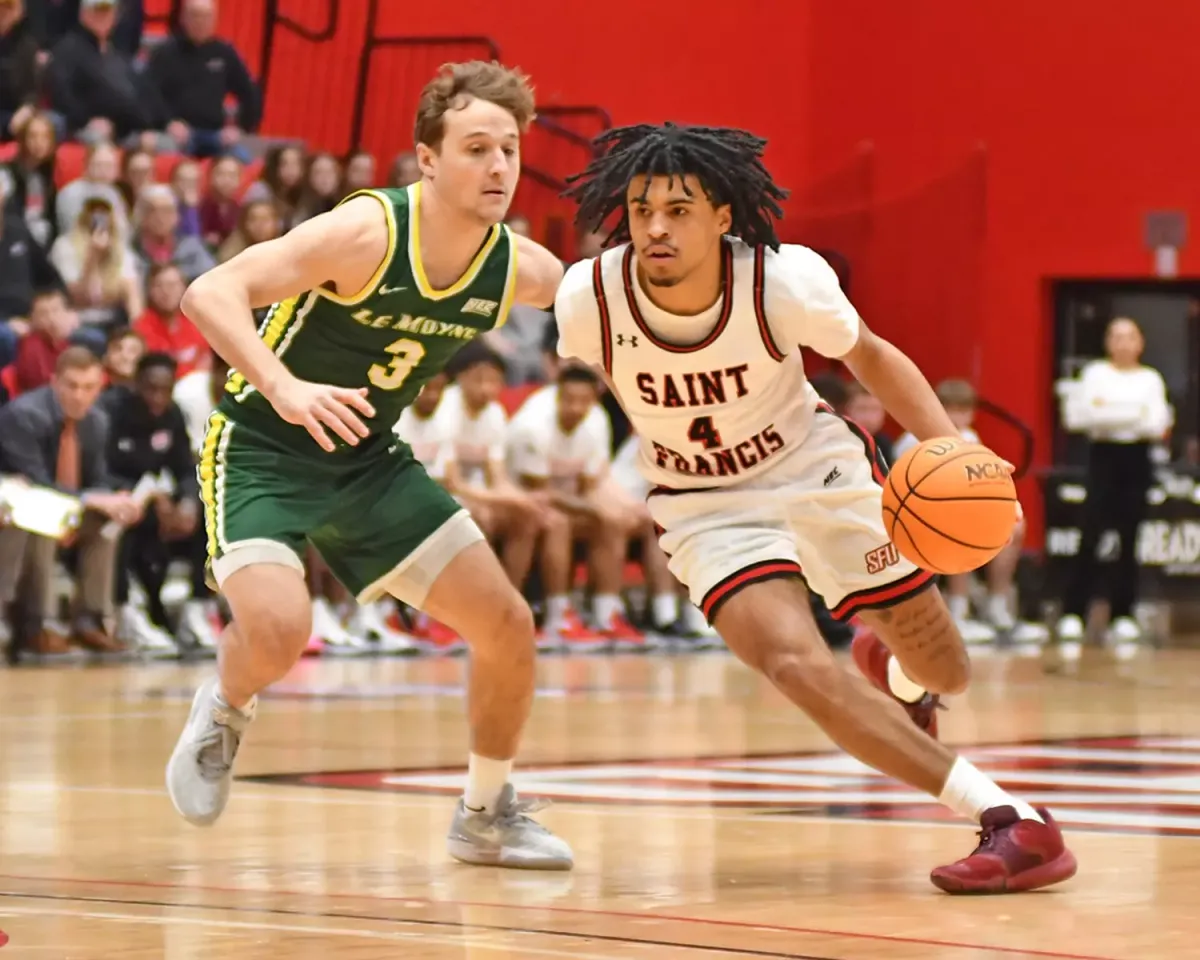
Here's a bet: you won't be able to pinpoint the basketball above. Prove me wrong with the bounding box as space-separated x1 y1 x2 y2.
881 437 1018 575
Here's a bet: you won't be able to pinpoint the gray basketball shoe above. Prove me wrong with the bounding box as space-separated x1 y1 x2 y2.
447 784 574 870
166 676 256 826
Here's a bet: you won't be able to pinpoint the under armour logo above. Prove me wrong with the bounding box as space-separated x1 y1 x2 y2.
616 334 639 347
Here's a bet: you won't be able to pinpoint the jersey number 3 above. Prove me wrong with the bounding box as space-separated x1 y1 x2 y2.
687 415 724 450
368 337 426 391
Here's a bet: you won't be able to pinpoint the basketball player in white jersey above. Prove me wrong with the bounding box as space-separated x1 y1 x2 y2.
555 123 1077 894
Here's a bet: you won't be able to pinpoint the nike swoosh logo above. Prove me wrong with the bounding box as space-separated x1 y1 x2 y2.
380 284 406 295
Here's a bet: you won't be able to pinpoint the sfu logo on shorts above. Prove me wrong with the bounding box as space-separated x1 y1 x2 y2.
864 543 900 576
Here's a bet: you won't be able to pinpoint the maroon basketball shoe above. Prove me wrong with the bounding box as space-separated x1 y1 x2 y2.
850 627 943 738
931 806 1078 894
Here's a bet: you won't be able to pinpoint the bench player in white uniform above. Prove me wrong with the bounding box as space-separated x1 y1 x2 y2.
555 122 1077 894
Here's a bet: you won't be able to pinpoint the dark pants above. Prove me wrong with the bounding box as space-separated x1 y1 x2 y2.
116 508 210 627
1064 441 1153 620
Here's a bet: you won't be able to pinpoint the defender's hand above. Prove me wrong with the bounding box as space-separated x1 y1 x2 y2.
268 377 376 452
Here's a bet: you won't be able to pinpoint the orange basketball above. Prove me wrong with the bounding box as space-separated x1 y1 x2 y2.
881 437 1018 575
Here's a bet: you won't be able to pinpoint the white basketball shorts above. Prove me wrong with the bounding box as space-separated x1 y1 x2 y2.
646 409 934 624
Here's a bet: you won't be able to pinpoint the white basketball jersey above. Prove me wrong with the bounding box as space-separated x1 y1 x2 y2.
560 237 860 491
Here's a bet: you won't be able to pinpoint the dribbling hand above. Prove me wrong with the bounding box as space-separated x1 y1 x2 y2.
269 377 376 452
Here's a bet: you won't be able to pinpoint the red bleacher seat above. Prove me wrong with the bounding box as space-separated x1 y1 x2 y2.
499 382 538 415
0 364 17 400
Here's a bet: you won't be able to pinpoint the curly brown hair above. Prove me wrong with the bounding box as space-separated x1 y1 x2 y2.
413 60 536 149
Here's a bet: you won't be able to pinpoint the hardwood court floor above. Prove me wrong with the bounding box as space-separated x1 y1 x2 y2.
0 644 1196 959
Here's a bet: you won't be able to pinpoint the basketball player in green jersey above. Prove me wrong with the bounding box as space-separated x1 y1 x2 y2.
166 62 573 870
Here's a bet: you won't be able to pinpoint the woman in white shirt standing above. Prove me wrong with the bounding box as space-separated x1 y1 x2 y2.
1057 317 1172 656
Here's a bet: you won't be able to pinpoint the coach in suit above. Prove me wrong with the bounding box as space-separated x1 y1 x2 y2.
0 346 141 655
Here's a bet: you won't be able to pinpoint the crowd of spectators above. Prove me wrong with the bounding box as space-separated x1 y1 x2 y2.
0 0 431 659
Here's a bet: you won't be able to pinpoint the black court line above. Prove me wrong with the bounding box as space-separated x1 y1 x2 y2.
0 890 838 960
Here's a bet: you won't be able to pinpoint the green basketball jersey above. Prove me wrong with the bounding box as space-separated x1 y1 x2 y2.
217 183 517 453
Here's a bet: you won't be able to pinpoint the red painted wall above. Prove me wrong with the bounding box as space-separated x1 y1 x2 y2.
238 0 1200 539
804 0 1200 533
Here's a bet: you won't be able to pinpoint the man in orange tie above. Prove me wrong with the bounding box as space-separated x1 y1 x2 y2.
0 347 141 657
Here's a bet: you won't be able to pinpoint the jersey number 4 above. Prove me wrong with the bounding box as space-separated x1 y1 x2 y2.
687 415 724 450
368 337 426 391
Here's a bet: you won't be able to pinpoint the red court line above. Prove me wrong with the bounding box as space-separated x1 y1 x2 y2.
0 871 1118 960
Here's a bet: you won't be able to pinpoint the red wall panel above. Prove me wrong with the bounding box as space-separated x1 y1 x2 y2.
805 0 1200 534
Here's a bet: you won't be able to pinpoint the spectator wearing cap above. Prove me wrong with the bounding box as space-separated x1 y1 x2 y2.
132 185 215 284
0 346 142 654
133 263 208 379
148 0 260 162
48 0 167 147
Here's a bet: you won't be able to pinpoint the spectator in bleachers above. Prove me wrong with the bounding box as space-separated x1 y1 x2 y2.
842 379 895 467
133 262 207 379
808 369 849 413
116 147 154 214
0 346 141 654
0 0 44 143
148 0 260 162
170 158 202 239
243 144 303 229
0 190 65 367
437 344 547 602
893 379 1029 644
33 0 143 59
173 346 226 452
393 371 449 471
293 151 341 225
106 351 215 653
55 141 127 238
507 365 648 647
131 185 215 283
0 111 59 249
485 287 552 386
13 288 77 392
341 150 375 198
390 151 420 188
576 228 606 261
199 154 242 250
48 0 167 148
101 325 142 391
216 197 279 264
50 194 140 336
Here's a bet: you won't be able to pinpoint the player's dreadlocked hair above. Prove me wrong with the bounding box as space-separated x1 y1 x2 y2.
563 122 789 251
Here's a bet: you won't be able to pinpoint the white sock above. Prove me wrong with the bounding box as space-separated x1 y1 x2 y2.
886 656 927 703
947 593 970 621
593 593 623 626
938 757 1042 823
545 594 570 628
463 753 512 814
652 592 679 628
